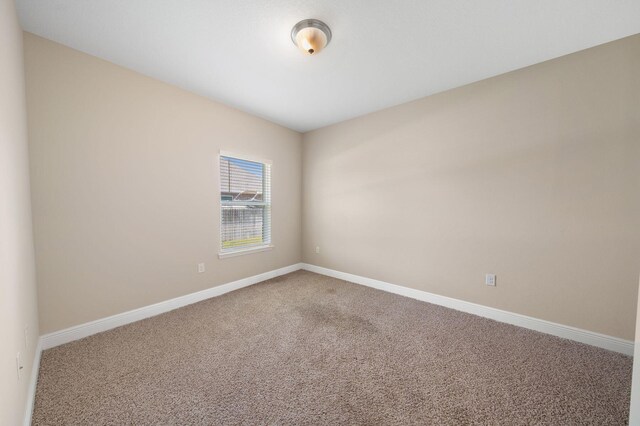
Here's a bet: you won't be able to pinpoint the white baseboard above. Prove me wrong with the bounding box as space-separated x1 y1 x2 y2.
302 263 634 356
40 263 303 350
23 338 42 426
34 261 633 381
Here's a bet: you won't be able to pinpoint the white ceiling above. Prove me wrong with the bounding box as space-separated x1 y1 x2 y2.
16 0 640 132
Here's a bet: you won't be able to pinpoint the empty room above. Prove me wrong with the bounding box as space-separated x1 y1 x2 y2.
2 0 640 424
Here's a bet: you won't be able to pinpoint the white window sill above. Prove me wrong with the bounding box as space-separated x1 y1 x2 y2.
218 244 274 259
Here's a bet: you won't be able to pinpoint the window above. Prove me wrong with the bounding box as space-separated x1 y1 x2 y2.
219 153 272 257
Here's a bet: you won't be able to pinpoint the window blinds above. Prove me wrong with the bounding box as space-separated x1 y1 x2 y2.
220 155 271 253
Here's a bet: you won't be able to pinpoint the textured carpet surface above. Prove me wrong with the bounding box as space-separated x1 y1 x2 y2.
33 271 632 425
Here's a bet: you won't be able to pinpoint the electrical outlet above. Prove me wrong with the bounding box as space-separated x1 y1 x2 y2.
197 263 205 273
16 352 23 381
485 274 496 286
24 326 29 349
315 246 320 254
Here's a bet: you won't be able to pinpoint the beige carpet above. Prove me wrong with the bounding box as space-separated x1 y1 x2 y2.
33 270 632 425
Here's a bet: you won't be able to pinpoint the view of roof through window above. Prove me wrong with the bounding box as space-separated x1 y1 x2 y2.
220 156 264 202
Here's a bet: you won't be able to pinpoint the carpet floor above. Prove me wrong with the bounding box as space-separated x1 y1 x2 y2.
32 270 632 425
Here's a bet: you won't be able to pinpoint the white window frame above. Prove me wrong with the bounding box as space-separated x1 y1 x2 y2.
218 151 273 259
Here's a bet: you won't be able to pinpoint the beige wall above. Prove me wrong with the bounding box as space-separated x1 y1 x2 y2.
0 1 40 425
302 35 640 340
24 33 302 335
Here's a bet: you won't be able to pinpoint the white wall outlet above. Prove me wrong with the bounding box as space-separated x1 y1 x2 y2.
197 263 205 273
315 246 320 254
16 352 23 381
485 274 496 286
24 325 29 349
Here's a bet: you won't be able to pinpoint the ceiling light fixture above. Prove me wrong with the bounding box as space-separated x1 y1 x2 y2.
291 19 332 55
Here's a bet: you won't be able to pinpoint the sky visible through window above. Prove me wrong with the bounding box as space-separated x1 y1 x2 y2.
225 156 263 178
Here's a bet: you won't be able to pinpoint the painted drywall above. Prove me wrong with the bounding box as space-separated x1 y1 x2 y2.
630 277 640 424
0 1 40 425
302 35 640 340
24 33 302 334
